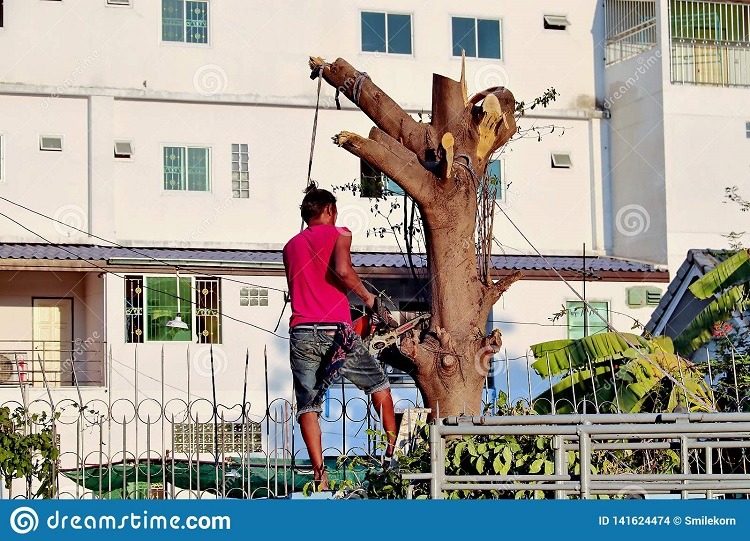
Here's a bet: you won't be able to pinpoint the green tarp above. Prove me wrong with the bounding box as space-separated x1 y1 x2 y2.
61 457 366 499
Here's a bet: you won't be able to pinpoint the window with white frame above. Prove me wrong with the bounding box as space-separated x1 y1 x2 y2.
361 12 412 54
173 422 262 454
485 159 505 200
125 275 222 343
232 143 249 198
163 146 210 191
566 301 609 340
452 17 502 59
162 0 208 44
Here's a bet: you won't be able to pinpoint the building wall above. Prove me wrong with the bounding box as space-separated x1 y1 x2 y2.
0 0 608 256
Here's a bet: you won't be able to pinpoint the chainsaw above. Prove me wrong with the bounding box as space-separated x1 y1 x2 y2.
353 312 431 356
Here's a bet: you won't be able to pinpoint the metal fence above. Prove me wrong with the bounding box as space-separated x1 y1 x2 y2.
403 412 750 499
0 393 403 500
605 0 658 65
0 340 105 388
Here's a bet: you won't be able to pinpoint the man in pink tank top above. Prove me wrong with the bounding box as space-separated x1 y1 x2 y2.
283 185 397 489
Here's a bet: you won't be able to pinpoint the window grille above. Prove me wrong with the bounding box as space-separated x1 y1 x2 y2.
196 278 221 343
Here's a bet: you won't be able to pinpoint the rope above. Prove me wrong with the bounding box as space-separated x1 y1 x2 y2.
352 72 369 106
453 154 478 184
306 63 327 187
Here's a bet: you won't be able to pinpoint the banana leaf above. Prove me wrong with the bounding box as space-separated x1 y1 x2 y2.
530 332 659 377
689 249 750 300
673 284 750 356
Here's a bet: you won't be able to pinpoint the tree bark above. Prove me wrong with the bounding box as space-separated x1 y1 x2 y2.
310 57 520 416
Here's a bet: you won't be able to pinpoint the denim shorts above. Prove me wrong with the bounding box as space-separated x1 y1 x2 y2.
290 324 390 418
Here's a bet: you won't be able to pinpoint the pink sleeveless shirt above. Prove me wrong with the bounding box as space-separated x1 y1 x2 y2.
283 224 353 328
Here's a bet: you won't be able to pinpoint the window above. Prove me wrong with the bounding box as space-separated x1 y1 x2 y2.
126 275 222 343
107 0 131 5
485 159 504 200
551 152 573 169
125 276 144 343
544 14 570 31
360 160 404 197
162 0 208 44
39 135 63 152
566 301 609 340
1 0 4 28
232 143 249 198
196 278 221 343
114 140 133 159
240 287 268 307
361 12 412 54
146 276 193 342
746 121 750 138
173 422 262 454
163 146 210 191
452 17 502 59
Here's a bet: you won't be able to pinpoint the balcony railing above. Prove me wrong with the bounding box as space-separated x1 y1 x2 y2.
670 0 750 87
0 340 106 388
671 40 750 86
605 0 658 65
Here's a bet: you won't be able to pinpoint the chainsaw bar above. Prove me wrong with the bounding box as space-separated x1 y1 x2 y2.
368 313 431 356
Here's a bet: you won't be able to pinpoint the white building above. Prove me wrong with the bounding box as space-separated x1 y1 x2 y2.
605 0 750 270
0 0 704 496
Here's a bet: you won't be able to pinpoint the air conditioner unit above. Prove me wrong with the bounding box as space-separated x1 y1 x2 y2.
0 352 29 386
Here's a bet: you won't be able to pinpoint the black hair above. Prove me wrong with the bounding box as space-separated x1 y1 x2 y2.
300 182 337 224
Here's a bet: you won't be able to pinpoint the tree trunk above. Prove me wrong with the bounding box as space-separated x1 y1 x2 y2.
310 57 521 416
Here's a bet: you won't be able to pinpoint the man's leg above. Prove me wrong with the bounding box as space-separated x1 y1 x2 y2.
298 411 328 489
371 388 397 457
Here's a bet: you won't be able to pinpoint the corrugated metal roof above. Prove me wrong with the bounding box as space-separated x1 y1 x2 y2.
0 243 666 275
644 249 736 333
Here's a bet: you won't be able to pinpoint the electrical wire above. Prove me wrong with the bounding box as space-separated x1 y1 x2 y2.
0 195 287 293
0 210 290 340
494 201 716 411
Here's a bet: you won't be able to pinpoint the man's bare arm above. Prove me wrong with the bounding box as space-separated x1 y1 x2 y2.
333 233 375 308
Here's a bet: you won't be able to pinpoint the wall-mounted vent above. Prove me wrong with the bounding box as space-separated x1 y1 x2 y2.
39 135 63 152
544 14 570 30
114 140 134 159
627 286 663 308
107 0 131 5
551 152 572 168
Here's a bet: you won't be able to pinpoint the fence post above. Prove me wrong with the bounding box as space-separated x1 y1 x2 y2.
705 445 713 500
578 424 591 499
553 435 566 500
429 420 444 500
680 435 689 500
